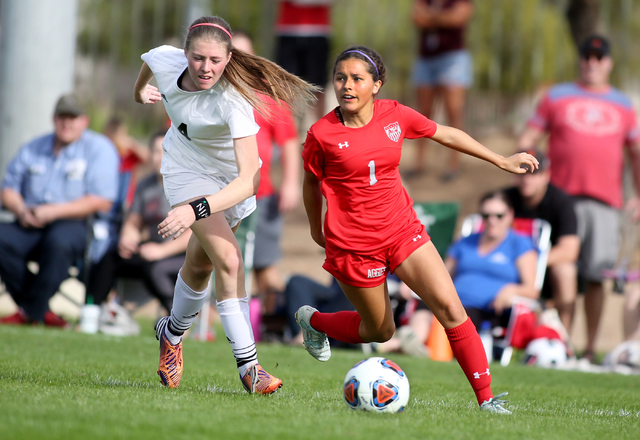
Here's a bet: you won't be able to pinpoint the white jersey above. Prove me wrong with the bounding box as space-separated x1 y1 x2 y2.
141 45 260 182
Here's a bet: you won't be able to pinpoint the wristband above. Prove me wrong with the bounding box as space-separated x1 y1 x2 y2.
189 197 211 220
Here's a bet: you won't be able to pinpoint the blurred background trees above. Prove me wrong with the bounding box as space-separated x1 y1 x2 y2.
4 0 640 149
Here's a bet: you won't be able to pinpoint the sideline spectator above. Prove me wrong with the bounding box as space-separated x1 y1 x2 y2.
0 94 119 327
517 35 640 363
84 130 189 335
232 32 301 324
444 191 540 330
275 0 333 122
503 149 580 333
375 278 434 358
408 0 474 181
284 275 355 346
103 116 149 208
85 117 150 290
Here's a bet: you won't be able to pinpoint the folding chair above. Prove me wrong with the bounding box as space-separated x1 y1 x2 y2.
460 214 551 365
413 201 460 259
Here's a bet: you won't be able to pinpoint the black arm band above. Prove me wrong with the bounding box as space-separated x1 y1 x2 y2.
189 197 211 220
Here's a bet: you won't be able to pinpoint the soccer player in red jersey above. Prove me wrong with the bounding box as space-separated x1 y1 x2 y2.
297 46 539 414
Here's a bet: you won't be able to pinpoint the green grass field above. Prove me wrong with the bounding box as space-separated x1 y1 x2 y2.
2 321 639 440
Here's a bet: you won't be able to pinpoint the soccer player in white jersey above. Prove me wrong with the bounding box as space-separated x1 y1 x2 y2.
133 15 317 394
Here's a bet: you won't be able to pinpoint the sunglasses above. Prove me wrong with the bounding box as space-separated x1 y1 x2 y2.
481 212 507 220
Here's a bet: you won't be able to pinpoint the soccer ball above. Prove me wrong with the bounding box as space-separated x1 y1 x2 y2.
343 357 410 413
523 338 568 368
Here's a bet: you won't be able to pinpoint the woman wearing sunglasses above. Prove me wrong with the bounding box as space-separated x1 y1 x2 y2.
444 190 540 330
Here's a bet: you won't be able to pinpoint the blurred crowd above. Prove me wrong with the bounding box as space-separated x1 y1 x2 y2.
1 0 639 373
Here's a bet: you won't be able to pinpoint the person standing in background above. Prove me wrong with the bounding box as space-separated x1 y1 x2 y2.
409 0 474 182
518 35 640 363
275 0 333 123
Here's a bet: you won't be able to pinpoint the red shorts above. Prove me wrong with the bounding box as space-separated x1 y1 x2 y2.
323 220 429 288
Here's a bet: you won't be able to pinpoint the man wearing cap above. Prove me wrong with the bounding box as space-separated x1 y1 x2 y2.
517 35 640 363
503 149 580 333
0 94 119 327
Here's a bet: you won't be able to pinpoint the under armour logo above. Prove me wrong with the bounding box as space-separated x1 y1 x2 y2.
473 368 491 379
413 234 422 242
339 142 349 149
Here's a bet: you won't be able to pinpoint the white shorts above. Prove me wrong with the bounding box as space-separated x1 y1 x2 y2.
162 168 256 228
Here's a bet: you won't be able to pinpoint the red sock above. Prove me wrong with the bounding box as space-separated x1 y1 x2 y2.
445 317 493 405
310 311 365 344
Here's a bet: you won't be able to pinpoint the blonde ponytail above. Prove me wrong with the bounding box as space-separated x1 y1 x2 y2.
225 49 320 118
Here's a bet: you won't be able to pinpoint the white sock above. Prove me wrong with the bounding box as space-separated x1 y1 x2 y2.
165 272 209 345
217 296 258 377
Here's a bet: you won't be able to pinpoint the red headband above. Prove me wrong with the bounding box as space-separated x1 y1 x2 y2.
188 23 232 40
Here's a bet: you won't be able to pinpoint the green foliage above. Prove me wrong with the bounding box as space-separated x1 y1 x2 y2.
74 0 640 134
2 324 640 440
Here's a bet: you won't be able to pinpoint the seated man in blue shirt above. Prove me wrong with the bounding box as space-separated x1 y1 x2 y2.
0 94 119 327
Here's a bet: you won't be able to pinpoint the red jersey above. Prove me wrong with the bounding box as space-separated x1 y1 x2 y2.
527 82 640 208
276 1 332 36
302 99 437 253
254 96 298 200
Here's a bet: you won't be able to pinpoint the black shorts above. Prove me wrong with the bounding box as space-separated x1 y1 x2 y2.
276 36 330 88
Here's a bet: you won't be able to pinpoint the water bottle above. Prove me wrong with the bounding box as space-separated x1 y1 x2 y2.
479 321 493 363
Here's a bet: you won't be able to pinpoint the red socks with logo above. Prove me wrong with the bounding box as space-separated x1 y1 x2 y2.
445 317 493 405
310 311 365 344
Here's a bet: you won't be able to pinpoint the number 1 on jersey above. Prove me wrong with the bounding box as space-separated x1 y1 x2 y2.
368 160 377 186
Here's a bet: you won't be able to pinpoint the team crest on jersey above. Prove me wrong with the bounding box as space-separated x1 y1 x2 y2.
384 122 401 142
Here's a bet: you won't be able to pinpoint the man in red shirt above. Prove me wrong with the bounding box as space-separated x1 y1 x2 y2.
518 35 640 363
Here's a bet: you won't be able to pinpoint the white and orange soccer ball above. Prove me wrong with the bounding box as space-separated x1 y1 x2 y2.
343 357 410 413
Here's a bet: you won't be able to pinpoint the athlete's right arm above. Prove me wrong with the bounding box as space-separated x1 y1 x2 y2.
303 171 325 248
133 62 162 104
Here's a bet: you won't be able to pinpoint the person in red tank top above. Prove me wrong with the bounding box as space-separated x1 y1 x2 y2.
298 45 539 414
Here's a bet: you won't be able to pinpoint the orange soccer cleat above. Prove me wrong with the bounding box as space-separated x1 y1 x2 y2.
240 364 282 395
155 316 183 388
